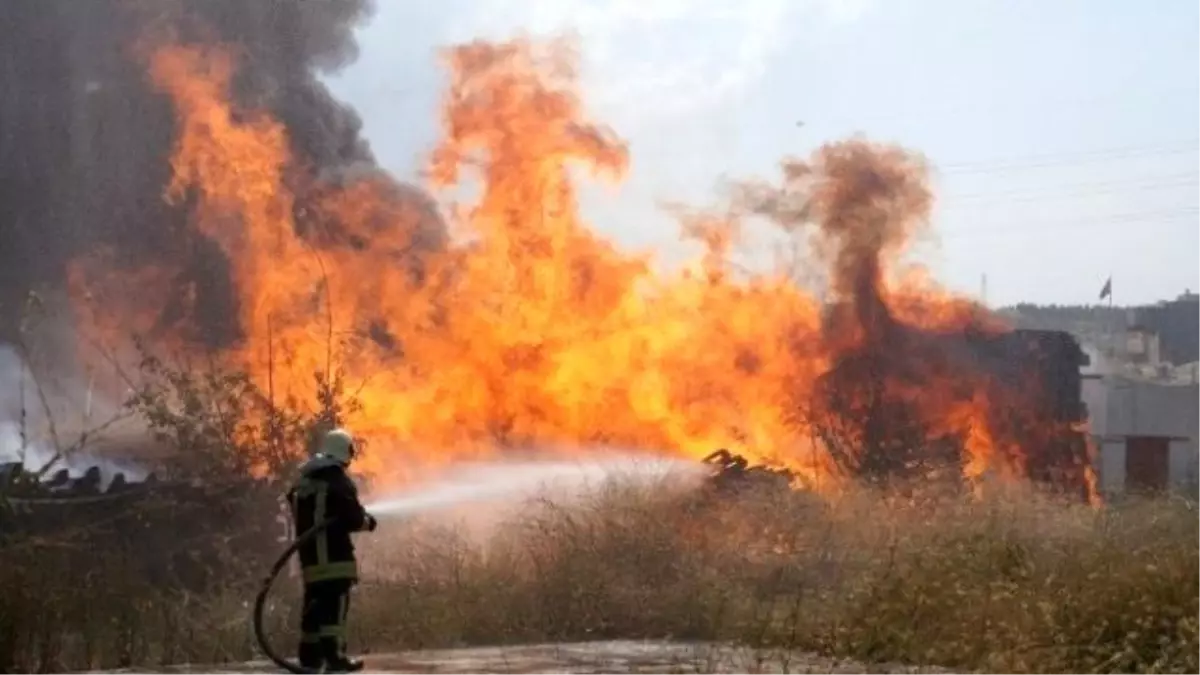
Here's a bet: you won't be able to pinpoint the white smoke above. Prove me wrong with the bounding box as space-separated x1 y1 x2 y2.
363 450 705 517
357 450 709 561
0 343 147 489
445 0 868 128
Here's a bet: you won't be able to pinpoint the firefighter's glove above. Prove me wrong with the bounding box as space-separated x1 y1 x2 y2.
365 514 378 532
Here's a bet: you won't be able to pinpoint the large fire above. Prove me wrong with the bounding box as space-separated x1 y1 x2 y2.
67 36 1098 500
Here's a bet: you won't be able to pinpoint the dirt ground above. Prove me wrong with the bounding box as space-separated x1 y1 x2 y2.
99 640 950 674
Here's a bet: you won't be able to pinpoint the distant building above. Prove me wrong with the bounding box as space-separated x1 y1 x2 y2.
1129 291 1199 367
1080 292 1199 494
1082 373 1199 495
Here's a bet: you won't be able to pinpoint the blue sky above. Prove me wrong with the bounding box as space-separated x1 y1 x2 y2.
326 0 1199 307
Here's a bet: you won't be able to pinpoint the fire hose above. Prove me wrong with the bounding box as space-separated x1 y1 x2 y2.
252 516 336 675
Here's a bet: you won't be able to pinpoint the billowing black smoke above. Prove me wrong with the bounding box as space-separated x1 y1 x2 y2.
0 0 441 347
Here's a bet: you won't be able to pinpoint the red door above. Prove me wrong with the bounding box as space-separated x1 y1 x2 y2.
1125 436 1170 492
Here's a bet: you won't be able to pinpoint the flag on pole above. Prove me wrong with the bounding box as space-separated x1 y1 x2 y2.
1099 276 1112 301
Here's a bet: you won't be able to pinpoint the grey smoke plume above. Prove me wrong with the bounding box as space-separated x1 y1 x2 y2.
0 343 150 487
0 0 442 350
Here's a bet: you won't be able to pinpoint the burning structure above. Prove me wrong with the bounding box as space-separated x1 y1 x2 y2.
0 1 1098 502
704 328 1093 499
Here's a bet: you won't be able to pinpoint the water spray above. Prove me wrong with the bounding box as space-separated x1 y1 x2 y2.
252 453 704 672
362 455 704 518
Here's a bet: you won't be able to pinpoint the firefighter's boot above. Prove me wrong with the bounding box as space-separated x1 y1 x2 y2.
326 656 364 673
297 640 323 670
320 638 363 673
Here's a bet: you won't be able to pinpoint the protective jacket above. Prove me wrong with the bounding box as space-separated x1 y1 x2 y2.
287 455 370 584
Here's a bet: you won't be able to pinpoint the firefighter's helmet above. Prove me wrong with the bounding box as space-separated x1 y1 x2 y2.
317 428 356 465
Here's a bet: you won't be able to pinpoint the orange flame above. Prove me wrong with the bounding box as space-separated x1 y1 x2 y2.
67 36 1098 502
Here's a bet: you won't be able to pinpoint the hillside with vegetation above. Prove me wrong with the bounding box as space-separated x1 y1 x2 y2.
998 303 1129 353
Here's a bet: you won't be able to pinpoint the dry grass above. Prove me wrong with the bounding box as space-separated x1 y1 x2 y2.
0 487 283 673
1 478 1196 673
349 479 1199 674
0 544 262 672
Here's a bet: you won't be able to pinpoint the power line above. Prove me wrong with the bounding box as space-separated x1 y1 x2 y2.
935 207 1199 239
940 173 1199 205
932 142 1200 175
825 87 1200 126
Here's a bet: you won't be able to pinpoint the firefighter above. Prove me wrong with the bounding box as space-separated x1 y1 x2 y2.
287 427 378 673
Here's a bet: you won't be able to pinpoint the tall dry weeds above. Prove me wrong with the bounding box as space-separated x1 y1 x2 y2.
2 473 1195 673
2 349 1195 673
349 481 1198 674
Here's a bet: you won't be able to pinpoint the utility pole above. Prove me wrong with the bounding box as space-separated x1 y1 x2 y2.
980 273 988 307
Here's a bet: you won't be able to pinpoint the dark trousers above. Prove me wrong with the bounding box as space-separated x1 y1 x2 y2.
298 579 353 666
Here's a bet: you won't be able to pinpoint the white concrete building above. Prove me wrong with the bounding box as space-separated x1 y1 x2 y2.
1082 373 1199 495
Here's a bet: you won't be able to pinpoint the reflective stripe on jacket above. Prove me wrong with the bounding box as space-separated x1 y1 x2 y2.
287 456 369 583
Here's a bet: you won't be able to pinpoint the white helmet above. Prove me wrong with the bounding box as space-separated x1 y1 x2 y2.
316 428 356 465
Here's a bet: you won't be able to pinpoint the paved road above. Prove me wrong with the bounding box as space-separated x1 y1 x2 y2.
98 640 947 674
